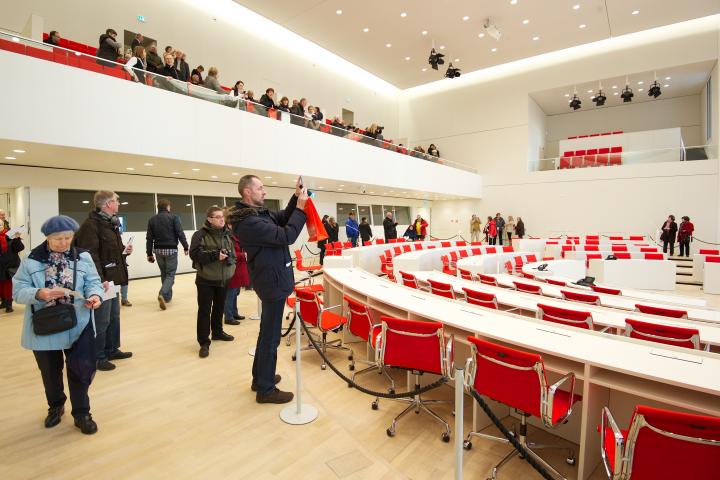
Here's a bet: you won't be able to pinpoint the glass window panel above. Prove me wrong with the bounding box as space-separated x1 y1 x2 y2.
58 189 95 227
157 194 194 230
115 191 156 232
336 203 356 222
393 206 411 225
371 205 384 225
194 195 224 229
357 205 371 224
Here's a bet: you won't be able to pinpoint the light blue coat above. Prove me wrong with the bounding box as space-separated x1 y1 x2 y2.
13 247 104 351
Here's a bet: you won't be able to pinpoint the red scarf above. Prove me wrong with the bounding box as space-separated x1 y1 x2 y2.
0 228 7 254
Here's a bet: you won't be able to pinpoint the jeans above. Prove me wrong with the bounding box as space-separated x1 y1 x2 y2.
224 287 240 320
507 232 513 244
252 298 285 394
497 229 504 245
156 252 179 301
33 322 95 417
679 238 691 257
196 284 226 346
95 294 120 360
663 239 675 256
349 236 358 248
120 284 128 302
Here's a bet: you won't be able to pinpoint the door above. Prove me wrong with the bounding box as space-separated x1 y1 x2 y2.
341 108 354 127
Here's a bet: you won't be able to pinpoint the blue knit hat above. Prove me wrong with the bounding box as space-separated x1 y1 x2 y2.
41 215 80 236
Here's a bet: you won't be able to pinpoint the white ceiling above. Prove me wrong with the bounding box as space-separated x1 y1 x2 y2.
531 60 716 116
232 0 720 89
0 141 466 201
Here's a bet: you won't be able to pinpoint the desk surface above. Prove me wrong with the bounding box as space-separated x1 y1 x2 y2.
324 267 720 397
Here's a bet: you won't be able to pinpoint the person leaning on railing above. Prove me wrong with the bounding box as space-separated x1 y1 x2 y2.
160 53 179 80
174 50 190 82
259 88 276 109
146 42 163 73
96 28 121 67
428 143 441 158
124 46 147 84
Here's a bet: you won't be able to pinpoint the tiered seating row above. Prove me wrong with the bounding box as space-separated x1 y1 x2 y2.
560 146 623 169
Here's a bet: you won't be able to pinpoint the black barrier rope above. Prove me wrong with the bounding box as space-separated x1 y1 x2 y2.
302 243 321 256
469 388 556 480
281 315 296 338
429 234 461 241
295 313 449 399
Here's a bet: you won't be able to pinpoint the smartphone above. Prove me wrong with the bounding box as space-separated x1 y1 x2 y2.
298 175 303 189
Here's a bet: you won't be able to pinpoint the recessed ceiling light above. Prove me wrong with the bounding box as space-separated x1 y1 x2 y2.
11 37 19 42
532 36 539 41
339 185 345 187
421 68 427 71
171 172 180 175
664 84 669 88
337 188 343 191
462 16 470 21
363 27 369 33
564 93 570 97
405 56 411 61
631 10 639 15
318 186 324 189
126 167 135 171
522 19 529 24
439 45 445 49
232 172 239 176
143 162 153 166
587 89 593 93
336 9 342 15
12 149 25 153
271 181 278 185
369 191 375 194
579 24 586 29
385 43 392 47
612 85 618 89
637 81 644 85
573 4 580 10
400 12 407 18
211 175 218 179
264 176 272 179
454 58 459 62
186 203 191 207
192 168 200 171
82 200 90 204
491 47 497 52
421 30 428 35
665 76 671 80
4 156 16 160
638 88 644 91
511 0 518 4
121 202 129 205
613 92 619 95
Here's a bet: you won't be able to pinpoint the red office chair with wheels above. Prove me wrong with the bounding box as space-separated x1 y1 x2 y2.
375 317 453 441
463 337 579 479
462 287 498 309
624 318 701 350
600 405 720 479
458 268 475 281
561 289 601 305
592 285 621 295
546 278 567 287
634 304 688 319
478 273 499 286
294 288 353 370
294 249 322 282
399 271 429 291
344 297 395 391
427 279 460 300
513 281 543 295
537 303 603 331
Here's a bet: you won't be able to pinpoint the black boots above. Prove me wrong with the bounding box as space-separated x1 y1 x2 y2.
2 299 12 313
44 406 64 428
74 414 98 435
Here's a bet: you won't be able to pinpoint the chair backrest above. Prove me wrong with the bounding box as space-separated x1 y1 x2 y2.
615 252 631 259
449 251 459 262
640 247 658 253
513 281 542 295
376 239 385 244
478 273 498 286
458 268 475 281
471 247 482 255
644 253 664 260
538 303 594 329
525 254 537 262
629 235 644 241
625 318 700 349
379 317 446 375
459 250 469 258
591 285 622 295
546 278 566 287
441 241 451 247
466 337 546 419
296 288 321 327
344 296 373 343
561 289 600 305
699 249 720 255
513 256 525 267
635 304 688 319
707 256 720 263
399 271 420 289
486 247 497 254
363 241 372 246
393 246 402 256
463 288 498 309
612 245 628 252
502 246 514 253
614 405 720 479
456 241 467 246
504 261 514 275
402 245 412 253
585 245 600 251
427 279 456 299
521 271 535 280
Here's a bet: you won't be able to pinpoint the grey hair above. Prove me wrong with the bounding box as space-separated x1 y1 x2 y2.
93 190 117 209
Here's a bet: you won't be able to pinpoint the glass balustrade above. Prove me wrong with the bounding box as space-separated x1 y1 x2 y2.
0 30 477 173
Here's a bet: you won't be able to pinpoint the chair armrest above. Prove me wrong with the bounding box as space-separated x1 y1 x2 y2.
598 325 611 333
600 406 625 479
543 372 576 427
417 279 431 292
444 334 454 375
322 304 343 312
462 357 475 390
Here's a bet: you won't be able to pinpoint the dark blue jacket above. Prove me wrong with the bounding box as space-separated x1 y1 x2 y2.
229 195 306 301
146 208 189 256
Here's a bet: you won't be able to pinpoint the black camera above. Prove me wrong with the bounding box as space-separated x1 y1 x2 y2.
376 125 384 134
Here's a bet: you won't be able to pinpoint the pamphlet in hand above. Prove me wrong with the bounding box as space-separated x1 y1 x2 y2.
53 287 85 300
5 225 26 237
123 236 135 255
102 281 121 301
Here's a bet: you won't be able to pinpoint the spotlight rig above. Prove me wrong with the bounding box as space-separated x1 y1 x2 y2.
428 48 445 70
569 94 582 110
592 90 607 106
620 85 634 103
445 63 461 79
648 81 662 98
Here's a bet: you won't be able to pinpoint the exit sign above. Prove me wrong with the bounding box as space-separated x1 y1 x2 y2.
137 15 146 22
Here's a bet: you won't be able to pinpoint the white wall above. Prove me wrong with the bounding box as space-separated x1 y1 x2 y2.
528 97 547 161
544 95 703 158
0 0 401 138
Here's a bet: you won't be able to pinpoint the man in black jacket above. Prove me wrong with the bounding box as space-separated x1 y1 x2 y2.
146 199 189 310
160 53 179 79
174 50 190 82
383 211 398 241
74 190 133 371
229 175 307 404
146 43 163 74
259 88 276 110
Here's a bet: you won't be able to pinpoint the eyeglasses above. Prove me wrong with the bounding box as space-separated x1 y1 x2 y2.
209 215 225 220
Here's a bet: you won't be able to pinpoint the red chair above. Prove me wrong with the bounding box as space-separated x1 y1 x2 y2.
609 236 623 241
639 247 658 253
561 289 600 305
629 235 644 241
612 131 623 134
363 241 372 246
295 288 352 369
471 247 482 255
611 245 628 252
441 241 451 247
609 146 622 166
343 241 352 249
600 404 720 480
401 244 412 253
485 247 497 254
614 252 631 259
699 249 720 255
707 256 720 263
377 317 452 441
644 253 664 260
502 245 514 253
504 260 515 275
463 337 579 476
427 279 459 300
294 249 321 273
538 303 598 330
596 147 610 166
459 250 469 259
586 253 603 268
546 278 567 287
635 304 688 319
572 150 585 168
399 271 428 291
585 245 600 251
513 281 542 295
585 148 598 167
344 297 395 390
521 271 535 280
458 268 475 281
525 254 537 263
440 256 457 276
478 273 498 286
513 256 525 274
591 285 621 295
456 241 467 247
462 288 498 309
624 318 700 350
375 239 385 244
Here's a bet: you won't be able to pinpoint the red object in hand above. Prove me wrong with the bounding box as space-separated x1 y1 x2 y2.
304 198 328 242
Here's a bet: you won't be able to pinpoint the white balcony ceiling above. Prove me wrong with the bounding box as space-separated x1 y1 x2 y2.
232 0 720 89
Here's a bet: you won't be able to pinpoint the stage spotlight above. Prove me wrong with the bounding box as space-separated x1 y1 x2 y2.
648 81 662 98
620 85 634 103
569 94 582 110
428 48 445 70
592 90 606 106
444 63 461 79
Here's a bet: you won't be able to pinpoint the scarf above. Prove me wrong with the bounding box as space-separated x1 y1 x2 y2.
45 249 74 306
0 227 7 254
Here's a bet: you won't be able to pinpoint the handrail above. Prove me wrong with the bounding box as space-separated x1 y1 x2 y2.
0 29 477 174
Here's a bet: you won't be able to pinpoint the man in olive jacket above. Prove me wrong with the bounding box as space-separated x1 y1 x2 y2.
190 206 236 358
74 190 133 371
228 175 307 404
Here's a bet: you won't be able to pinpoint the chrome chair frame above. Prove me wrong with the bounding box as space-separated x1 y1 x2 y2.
345 300 395 391
294 292 353 370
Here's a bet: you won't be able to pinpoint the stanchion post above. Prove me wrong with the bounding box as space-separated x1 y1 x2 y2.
250 294 261 320
454 366 464 480
280 304 318 425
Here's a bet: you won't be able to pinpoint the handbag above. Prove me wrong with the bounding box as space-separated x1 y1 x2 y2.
31 249 78 336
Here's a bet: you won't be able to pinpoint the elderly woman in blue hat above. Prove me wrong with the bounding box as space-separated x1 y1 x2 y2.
13 215 104 434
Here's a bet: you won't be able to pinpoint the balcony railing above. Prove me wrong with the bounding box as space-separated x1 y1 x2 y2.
0 29 476 173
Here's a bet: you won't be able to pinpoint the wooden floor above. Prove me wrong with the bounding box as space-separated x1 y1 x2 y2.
1 274 716 479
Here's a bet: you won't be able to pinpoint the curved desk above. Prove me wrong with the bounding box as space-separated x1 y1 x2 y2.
343 240 469 274
323 267 720 480
392 245 509 275
587 258 676 291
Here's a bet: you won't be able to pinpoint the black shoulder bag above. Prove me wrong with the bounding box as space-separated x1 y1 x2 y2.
31 249 79 335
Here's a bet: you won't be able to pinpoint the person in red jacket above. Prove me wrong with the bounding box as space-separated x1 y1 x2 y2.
224 229 250 325
484 216 497 245
413 215 429 240
677 216 694 258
